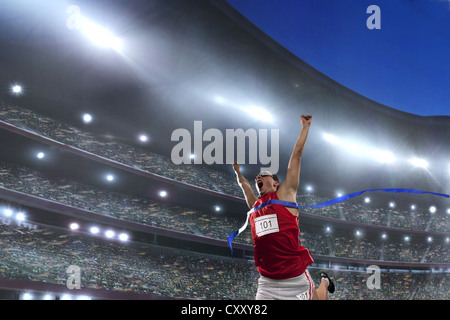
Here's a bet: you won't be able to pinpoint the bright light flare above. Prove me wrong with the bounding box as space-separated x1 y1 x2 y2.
2 208 13 217
69 223 80 230
245 107 274 123
159 190 167 197
322 132 398 164
118 233 129 241
11 84 23 95
90 226 100 234
105 230 115 238
139 134 148 142
409 157 428 169
82 113 92 123
374 150 396 163
80 19 122 51
20 293 33 300
323 133 340 144
16 212 26 221
213 96 227 104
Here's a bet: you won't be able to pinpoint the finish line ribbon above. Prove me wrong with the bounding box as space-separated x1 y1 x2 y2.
227 188 449 256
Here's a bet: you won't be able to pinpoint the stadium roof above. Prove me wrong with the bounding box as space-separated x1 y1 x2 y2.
0 0 449 208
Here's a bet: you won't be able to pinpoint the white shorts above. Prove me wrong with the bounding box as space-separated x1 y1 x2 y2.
255 270 315 300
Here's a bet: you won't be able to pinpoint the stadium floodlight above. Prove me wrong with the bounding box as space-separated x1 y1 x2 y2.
118 233 129 241
105 230 115 239
409 157 428 169
381 233 387 240
245 106 274 123
389 202 395 208
323 132 398 165
404 236 410 242
36 152 45 159
355 230 361 237
411 204 416 210
82 113 92 123
159 190 167 197
429 206 437 214
90 226 100 234
69 223 79 230
139 134 148 142
323 133 340 144
364 197 370 204
213 96 227 104
79 18 122 51
305 185 313 193
20 292 33 300
2 208 13 217
447 208 450 214
346 141 363 155
11 84 23 96
16 212 26 221
106 174 114 182
214 205 221 212
374 150 396 163
427 236 433 243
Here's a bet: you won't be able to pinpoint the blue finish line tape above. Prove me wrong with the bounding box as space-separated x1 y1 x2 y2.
227 188 449 256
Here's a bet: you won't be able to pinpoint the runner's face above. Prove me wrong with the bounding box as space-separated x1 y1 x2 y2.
255 174 277 194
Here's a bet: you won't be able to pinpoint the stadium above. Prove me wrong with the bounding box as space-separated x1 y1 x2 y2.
0 0 448 302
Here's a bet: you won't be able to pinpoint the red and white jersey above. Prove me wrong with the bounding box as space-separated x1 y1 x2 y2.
250 191 314 280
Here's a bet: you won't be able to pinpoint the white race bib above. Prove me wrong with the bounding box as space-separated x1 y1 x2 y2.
254 214 279 237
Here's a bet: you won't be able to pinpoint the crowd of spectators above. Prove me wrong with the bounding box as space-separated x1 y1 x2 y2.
0 160 448 263
0 223 259 299
0 103 447 233
0 223 448 300
0 102 448 300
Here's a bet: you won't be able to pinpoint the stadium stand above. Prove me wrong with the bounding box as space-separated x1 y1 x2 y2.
0 104 448 299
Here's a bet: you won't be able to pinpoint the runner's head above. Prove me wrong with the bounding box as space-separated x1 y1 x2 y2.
255 171 279 195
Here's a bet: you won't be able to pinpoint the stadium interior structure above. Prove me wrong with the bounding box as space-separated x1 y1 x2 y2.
0 0 448 300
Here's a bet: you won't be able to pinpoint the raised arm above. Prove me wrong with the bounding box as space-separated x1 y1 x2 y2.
278 115 312 202
233 162 258 209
